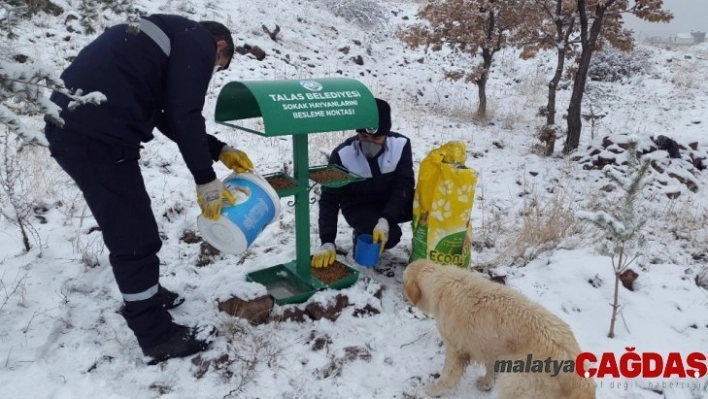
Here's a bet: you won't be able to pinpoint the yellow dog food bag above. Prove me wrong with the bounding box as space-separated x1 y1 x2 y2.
410 141 478 268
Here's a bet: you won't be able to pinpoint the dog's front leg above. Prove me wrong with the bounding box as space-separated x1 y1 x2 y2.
475 361 495 391
424 348 469 397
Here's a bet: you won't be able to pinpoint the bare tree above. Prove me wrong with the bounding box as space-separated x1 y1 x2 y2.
518 0 579 155
563 0 672 154
400 0 539 118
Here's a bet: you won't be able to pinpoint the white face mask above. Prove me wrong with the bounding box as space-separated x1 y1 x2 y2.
213 65 220 75
360 141 383 159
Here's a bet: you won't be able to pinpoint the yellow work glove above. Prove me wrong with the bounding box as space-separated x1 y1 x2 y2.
372 218 389 254
196 178 235 221
311 243 336 268
219 145 254 174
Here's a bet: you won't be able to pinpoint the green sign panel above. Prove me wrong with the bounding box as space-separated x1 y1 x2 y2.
214 78 379 137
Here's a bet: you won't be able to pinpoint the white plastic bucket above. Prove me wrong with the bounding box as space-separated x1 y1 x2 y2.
197 172 281 255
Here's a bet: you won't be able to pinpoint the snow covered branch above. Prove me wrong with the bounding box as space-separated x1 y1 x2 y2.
0 60 106 147
578 139 651 251
576 210 626 237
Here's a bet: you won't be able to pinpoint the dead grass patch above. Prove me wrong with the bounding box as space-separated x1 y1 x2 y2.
643 197 708 264
195 319 286 395
496 186 589 267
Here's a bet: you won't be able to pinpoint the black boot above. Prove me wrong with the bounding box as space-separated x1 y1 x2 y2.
143 324 218 365
121 295 175 350
118 284 184 314
158 285 185 310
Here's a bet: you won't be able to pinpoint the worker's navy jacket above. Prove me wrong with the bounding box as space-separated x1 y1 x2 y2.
318 132 415 245
47 14 224 184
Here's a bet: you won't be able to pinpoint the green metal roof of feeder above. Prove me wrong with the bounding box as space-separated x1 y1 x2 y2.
214 78 379 136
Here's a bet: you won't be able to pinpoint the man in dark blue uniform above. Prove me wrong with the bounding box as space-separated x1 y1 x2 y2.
44 14 253 363
312 98 415 268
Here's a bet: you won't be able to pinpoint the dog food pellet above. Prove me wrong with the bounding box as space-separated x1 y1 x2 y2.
266 175 296 190
311 261 351 285
310 168 349 183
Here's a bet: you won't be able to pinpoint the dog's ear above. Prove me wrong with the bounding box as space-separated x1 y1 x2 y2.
403 273 422 305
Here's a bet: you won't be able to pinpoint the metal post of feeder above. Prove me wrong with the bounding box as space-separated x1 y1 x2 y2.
292 134 312 281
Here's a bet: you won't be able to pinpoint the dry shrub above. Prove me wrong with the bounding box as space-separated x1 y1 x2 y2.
655 198 708 244
669 59 703 90
518 65 548 105
0 133 53 252
468 182 506 262
317 0 388 30
503 187 588 265
0 271 29 312
430 101 496 124
498 107 525 130
588 46 653 83
213 319 287 396
532 125 558 157
643 197 708 264
474 206 508 252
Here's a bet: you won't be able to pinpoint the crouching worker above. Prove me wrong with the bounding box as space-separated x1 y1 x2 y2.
44 14 253 363
312 98 415 268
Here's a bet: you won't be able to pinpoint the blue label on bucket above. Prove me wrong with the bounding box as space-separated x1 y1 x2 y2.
221 176 277 247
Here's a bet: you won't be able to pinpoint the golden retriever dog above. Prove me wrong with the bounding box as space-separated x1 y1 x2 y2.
403 260 596 399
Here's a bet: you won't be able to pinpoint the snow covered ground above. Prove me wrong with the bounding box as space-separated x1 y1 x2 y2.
1 0 707 398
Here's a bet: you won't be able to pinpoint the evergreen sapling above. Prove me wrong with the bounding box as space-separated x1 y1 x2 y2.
576 136 652 338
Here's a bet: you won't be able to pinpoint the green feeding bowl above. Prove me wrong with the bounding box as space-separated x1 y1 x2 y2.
246 264 321 305
246 260 360 305
263 172 300 198
315 261 359 290
308 164 365 188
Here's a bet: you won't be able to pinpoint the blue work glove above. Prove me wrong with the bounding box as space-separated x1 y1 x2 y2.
311 243 336 268
372 218 389 253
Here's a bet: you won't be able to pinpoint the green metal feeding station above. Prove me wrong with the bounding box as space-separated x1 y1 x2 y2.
213 78 379 305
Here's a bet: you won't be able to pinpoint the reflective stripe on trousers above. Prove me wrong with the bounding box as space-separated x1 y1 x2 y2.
123 283 159 302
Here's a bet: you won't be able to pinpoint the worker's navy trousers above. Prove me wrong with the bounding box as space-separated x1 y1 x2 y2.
45 126 173 349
